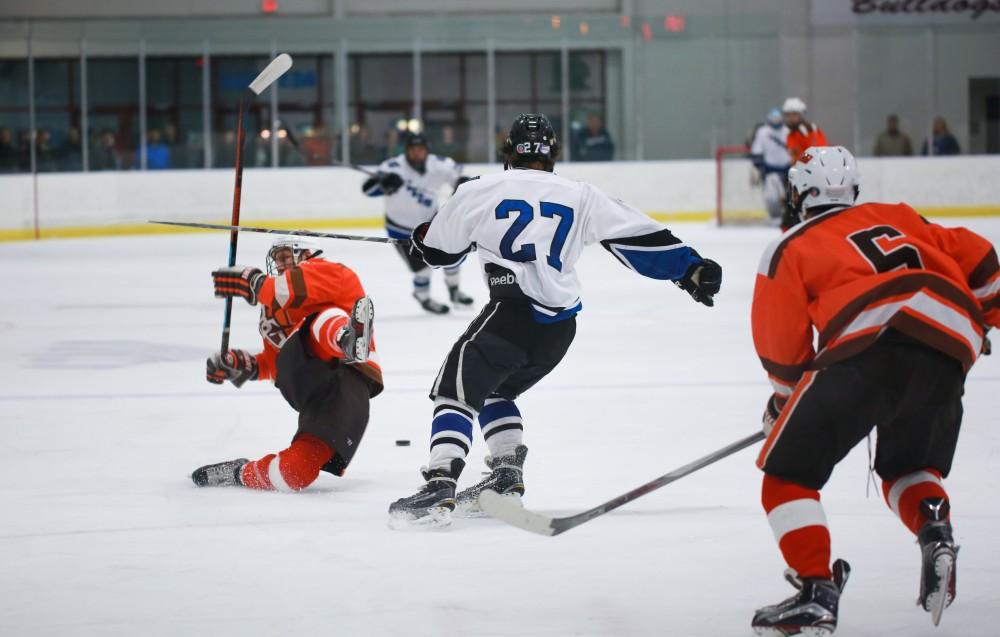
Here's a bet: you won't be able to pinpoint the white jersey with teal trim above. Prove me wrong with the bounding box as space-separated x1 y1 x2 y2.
423 168 700 318
375 154 462 238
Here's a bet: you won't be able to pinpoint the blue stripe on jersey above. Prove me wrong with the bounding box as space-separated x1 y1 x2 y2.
431 411 474 439
479 400 521 427
531 301 582 324
608 244 699 281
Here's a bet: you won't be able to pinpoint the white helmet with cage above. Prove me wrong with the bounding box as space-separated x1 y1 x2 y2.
787 146 860 217
266 235 323 274
782 97 807 114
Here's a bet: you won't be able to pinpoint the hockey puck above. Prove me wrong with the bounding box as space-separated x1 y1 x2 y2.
395 439 411 447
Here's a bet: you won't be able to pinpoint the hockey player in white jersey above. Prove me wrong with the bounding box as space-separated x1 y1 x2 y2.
362 133 475 314
388 113 723 527
750 108 791 225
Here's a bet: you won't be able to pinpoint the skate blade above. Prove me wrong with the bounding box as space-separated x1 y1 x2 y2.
454 492 522 519
387 505 453 531
926 551 955 626
753 627 833 637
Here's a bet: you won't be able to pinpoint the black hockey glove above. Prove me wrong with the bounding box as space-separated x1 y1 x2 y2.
676 258 722 307
212 266 266 306
762 393 787 436
410 221 471 268
206 349 259 388
379 172 404 195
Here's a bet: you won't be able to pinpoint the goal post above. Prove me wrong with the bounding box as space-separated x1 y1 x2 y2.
715 144 769 227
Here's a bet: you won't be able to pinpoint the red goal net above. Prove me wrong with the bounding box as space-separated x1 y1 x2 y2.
715 145 769 226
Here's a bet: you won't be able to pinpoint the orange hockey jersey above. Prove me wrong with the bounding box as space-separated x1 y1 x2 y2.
254 258 383 394
786 123 827 164
752 202 999 399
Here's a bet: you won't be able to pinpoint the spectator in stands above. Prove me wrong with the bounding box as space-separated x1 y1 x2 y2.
349 124 379 164
873 114 913 156
576 113 615 161
36 129 59 172
17 129 32 171
145 129 172 169
434 124 465 163
214 129 237 168
922 116 961 156
58 126 83 171
0 127 19 172
301 124 333 166
163 122 189 168
91 129 122 171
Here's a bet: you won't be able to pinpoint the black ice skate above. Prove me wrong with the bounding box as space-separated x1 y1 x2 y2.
191 458 248 487
448 286 475 307
388 458 465 529
454 445 527 518
413 292 449 315
751 559 850 637
916 497 958 626
338 296 374 364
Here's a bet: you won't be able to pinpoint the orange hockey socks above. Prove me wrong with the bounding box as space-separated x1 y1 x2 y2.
882 469 949 535
762 474 832 580
240 434 334 492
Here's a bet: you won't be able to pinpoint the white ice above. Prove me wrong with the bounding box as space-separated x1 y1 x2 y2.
2 220 999 637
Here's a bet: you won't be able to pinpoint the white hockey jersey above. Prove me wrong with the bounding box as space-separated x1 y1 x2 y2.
365 154 462 238
750 124 790 175
423 168 701 322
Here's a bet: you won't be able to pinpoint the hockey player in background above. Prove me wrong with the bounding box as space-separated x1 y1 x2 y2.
782 97 827 164
750 146 998 635
191 237 383 492
362 133 475 314
387 113 722 528
750 108 791 225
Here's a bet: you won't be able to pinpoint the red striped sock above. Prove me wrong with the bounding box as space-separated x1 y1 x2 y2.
882 469 949 534
762 474 832 579
240 434 334 492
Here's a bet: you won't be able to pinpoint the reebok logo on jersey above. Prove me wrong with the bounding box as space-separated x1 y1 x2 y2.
489 272 516 287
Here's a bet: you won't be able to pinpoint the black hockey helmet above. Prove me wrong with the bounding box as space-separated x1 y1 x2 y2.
502 113 560 171
404 132 429 174
405 133 428 149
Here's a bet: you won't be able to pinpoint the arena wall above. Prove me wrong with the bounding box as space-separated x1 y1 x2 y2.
2 156 999 240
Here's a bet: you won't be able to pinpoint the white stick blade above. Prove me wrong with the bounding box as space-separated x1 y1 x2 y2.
249 53 293 95
478 490 555 536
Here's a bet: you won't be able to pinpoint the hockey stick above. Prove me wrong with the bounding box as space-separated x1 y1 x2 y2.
479 430 766 536
150 220 405 245
220 53 293 354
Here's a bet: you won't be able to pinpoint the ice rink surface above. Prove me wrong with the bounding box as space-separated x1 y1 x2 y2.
2 219 999 636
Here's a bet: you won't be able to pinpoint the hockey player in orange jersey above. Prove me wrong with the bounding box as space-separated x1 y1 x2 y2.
749 146 998 635
191 236 383 492
782 97 828 164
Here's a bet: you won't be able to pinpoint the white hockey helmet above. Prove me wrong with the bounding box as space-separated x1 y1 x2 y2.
787 146 860 218
266 235 322 274
782 97 807 114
